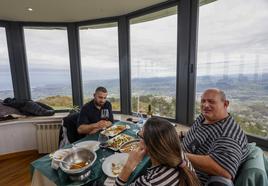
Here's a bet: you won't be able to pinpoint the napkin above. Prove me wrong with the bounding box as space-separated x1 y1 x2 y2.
104 177 116 186
51 148 72 169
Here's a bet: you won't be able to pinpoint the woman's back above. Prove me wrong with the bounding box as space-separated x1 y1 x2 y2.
116 165 180 186
115 118 201 186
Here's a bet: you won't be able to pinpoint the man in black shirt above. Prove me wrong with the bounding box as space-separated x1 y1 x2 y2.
77 87 113 135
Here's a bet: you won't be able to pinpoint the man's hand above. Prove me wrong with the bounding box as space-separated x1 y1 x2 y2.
96 120 112 129
78 120 112 135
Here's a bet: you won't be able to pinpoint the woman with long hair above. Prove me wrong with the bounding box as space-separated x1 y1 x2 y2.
115 117 201 186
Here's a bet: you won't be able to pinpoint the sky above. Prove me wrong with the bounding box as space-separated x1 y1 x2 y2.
1 0 268 90
197 0 268 76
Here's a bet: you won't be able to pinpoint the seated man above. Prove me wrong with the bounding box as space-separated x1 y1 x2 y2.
77 86 113 135
182 88 249 186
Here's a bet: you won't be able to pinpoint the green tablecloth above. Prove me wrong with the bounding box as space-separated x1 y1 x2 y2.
30 121 151 186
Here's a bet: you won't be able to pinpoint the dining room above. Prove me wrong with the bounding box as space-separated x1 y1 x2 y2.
0 0 268 185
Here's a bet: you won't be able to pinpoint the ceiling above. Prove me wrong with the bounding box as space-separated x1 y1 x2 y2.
0 0 169 23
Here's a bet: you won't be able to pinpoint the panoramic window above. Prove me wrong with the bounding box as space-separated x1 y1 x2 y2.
196 0 268 138
130 7 177 118
79 23 120 111
0 27 13 99
24 27 73 109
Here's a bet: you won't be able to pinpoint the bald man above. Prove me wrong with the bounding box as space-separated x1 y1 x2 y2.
182 88 249 186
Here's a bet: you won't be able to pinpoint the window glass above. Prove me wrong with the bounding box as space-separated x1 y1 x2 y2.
0 27 13 99
197 0 268 137
79 23 120 111
130 7 177 118
24 27 73 109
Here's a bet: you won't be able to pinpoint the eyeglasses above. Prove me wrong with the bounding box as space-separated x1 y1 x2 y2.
136 130 144 140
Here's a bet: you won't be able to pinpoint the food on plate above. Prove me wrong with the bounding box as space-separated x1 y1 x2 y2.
111 162 124 176
107 134 134 150
102 125 127 136
120 141 140 153
102 153 128 177
69 161 88 170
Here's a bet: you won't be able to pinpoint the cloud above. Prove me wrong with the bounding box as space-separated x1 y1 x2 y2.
198 0 268 55
1 0 268 86
197 0 268 75
130 14 177 78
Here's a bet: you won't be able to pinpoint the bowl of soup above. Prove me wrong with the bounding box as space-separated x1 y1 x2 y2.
59 147 97 181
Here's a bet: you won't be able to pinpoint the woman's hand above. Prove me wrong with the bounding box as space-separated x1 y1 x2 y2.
118 147 146 182
127 146 146 170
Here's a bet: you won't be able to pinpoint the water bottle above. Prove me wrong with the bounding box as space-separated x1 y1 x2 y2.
137 112 144 129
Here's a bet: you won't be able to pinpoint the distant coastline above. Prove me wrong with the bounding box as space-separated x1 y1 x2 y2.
1 73 267 100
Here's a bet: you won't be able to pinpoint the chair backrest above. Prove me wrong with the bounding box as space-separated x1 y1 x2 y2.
235 143 268 186
63 112 82 143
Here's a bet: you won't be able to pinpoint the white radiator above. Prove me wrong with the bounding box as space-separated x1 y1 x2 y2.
36 122 62 153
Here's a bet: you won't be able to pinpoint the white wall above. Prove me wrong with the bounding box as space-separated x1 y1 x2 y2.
0 113 67 155
0 113 136 155
0 122 37 154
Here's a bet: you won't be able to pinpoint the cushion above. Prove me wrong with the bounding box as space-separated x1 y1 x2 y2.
235 143 268 186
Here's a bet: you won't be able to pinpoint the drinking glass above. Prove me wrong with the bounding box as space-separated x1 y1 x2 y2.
101 109 109 121
98 133 109 162
137 112 144 129
132 112 144 133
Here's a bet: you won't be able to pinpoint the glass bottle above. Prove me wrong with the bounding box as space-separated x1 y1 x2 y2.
147 104 153 118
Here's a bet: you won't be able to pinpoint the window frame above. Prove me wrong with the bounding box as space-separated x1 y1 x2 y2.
2 0 267 149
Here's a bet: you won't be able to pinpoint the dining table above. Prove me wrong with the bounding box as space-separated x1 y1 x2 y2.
30 121 151 186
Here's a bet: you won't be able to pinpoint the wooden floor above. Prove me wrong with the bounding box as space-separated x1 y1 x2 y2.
0 150 44 186
0 149 267 186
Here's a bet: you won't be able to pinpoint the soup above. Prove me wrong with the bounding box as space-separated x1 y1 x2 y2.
69 161 88 169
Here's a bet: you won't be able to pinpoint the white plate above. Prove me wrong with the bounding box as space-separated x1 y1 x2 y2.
75 140 100 152
102 153 129 178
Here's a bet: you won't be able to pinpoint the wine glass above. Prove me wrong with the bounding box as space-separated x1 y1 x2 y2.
98 133 109 162
101 109 110 130
101 109 109 121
